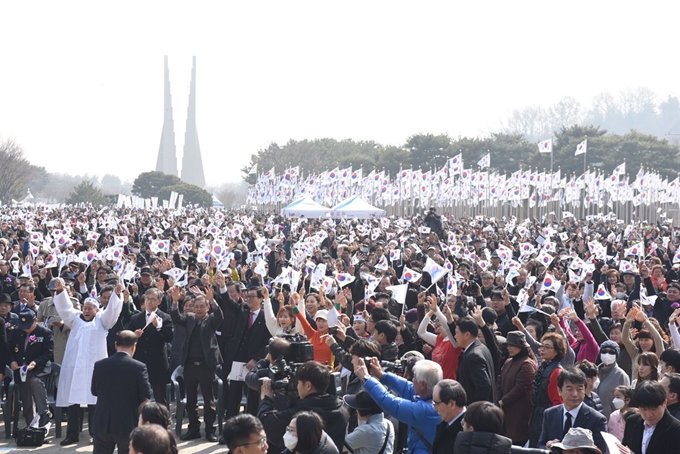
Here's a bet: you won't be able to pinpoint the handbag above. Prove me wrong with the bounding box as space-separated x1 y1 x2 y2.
16 426 46 447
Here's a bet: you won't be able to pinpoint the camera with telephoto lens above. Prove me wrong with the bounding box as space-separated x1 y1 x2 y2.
364 356 405 374
267 333 341 398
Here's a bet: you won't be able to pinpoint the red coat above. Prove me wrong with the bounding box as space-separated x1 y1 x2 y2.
497 354 537 444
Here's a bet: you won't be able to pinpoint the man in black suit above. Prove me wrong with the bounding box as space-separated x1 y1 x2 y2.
538 368 608 454
621 381 680 454
8 311 53 427
169 285 223 442
454 316 495 404
216 271 271 423
91 330 152 454
12 282 39 316
127 288 173 407
432 379 467 454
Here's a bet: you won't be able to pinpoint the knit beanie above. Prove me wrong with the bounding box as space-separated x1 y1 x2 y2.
600 339 620 357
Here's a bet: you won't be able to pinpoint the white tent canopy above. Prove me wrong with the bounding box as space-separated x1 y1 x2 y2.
330 196 386 219
281 197 330 218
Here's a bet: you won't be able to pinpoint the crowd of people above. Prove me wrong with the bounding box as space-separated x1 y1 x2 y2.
2 203 680 454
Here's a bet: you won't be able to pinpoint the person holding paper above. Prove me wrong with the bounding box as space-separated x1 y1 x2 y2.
216 272 271 426
169 285 223 442
126 287 173 407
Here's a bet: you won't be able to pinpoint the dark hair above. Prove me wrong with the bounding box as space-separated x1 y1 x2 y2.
637 352 660 383
100 285 115 295
222 414 265 452
456 316 479 337
633 381 667 409
660 348 680 373
526 319 544 339
557 367 587 389
369 307 391 324
608 322 622 334
375 320 398 343
464 401 504 433
129 424 178 454
348 338 381 359
116 330 138 348
139 401 172 429
541 332 567 361
354 391 383 417
19 282 35 292
296 361 330 394
293 411 324 454
615 385 634 405
663 373 680 397
577 360 599 379
436 379 467 407
268 338 292 361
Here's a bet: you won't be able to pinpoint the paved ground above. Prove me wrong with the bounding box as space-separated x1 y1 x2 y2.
0 413 228 453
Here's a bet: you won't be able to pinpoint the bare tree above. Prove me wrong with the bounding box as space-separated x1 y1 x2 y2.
0 139 34 202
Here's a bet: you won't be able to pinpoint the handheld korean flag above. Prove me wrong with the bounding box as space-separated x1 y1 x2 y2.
506 267 520 286
386 283 408 307
114 236 128 247
673 250 680 264
45 253 58 269
541 272 561 294
389 249 401 262
335 273 355 287
401 266 422 283
477 153 490 169
254 259 268 277
624 242 644 257
619 260 634 273
575 139 587 156
446 274 457 296
595 283 612 300
424 257 449 284
536 250 554 268
538 138 553 154
375 255 389 271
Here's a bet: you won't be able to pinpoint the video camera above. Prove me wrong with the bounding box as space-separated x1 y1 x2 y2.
267 333 341 398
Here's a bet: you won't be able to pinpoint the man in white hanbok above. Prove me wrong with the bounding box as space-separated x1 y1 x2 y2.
53 278 123 446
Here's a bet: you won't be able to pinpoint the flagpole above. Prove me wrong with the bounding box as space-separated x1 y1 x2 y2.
583 135 587 174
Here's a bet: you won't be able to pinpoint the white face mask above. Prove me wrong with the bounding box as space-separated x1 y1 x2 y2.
658 365 664 376
612 397 625 410
283 431 298 451
600 353 616 365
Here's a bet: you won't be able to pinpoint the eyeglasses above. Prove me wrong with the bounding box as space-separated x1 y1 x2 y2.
539 344 554 350
245 295 259 299
237 437 267 448
432 399 444 406
600 349 617 355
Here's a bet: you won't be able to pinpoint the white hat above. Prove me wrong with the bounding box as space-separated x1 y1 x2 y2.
315 310 329 320
83 297 100 309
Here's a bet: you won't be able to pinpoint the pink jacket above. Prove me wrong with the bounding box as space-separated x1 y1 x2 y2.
560 317 600 364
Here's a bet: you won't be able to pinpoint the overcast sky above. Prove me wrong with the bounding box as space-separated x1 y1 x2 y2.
1 1 678 187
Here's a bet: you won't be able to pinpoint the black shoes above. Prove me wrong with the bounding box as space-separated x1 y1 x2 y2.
179 431 202 441
218 435 227 445
206 433 218 442
38 411 51 428
60 436 79 446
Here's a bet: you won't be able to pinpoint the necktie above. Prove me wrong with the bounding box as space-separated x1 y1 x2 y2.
248 311 256 329
564 411 572 436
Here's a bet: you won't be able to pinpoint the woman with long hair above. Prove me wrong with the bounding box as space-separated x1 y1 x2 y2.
497 331 537 447
632 352 660 388
622 306 665 380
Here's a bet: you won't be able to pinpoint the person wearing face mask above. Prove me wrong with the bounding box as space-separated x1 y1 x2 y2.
343 391 394 454
595 340 630 420
607 385 634 442
283 411 338 454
